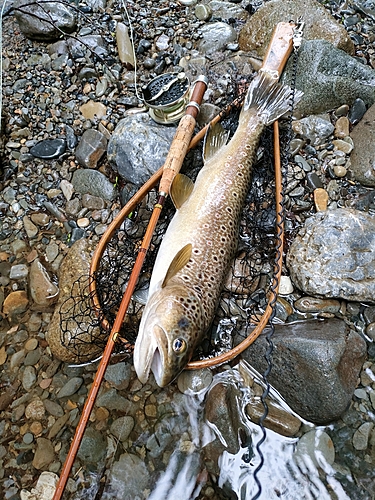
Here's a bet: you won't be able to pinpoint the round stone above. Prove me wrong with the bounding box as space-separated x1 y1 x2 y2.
25 338 38 351
177 368 213 395
333 165 347 177
25 398 45 420
23 432 34 444
279 276 294 295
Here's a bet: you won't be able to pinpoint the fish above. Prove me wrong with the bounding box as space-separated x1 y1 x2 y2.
134 71 300 387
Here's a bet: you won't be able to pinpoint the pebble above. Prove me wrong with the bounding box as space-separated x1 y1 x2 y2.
110 416 135 442
295 430 335 468
352 422 374 450
29 259 59 306
333 165 347 177
79 101 107 120
332 138 354 154
246 401 301 437
25 338 38 351
313 187 329 211
294 296 341 314
30 139 66 159
349 98 367 124
25 398 45 420
2 290 29 317
56 377 83 398
75 128 107 169
334 116 350 138
32 438 55 470
177 368 213 395
22 366 37 391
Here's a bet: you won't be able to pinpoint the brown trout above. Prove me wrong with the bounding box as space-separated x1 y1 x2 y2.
134 72 298 387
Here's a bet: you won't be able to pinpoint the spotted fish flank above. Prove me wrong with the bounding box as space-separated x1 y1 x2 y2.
134 72 301 387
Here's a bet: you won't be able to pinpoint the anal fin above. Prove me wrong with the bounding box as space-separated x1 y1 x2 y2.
162 243 192 288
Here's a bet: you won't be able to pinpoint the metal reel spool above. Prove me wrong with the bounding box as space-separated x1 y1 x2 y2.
142 72 190 124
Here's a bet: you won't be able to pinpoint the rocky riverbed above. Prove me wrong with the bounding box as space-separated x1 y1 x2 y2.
1 0 375 499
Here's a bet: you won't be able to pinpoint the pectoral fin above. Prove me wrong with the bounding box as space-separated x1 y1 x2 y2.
203 122 230 162
162 243 192 288
170 174 194 209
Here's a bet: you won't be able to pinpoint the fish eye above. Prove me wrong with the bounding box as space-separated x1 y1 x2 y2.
172 338 187 354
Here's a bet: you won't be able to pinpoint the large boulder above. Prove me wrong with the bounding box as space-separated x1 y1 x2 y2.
238 319 367 423
14 0 77 41
282 40 375 116
350 103 375 187
238 0 354 56
286 208 375 303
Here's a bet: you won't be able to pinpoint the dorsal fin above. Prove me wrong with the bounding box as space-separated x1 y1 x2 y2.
162 243 192 288
203 122 230 162
170 173 194 209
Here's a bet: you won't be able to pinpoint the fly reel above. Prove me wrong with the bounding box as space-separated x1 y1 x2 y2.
142 72 191 124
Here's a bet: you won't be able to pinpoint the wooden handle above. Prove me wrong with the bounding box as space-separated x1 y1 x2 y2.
261 22 295 76
158 76 208 194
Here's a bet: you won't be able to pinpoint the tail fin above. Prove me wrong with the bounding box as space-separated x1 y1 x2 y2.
243 71 302 126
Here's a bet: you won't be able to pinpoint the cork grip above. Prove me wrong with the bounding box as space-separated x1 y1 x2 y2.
158 78 207 195
261 22 295 75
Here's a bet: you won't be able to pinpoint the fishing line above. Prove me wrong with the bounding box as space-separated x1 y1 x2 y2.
120 0 142 101
251 23 302 499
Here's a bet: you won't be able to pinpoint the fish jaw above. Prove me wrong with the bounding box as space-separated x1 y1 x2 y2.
134 284 204 387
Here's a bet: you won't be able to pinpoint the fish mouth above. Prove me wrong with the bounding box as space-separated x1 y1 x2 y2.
133 324 169 387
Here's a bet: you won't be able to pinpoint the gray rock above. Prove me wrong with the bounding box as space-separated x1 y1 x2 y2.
110 416 134 442
75 129 107 169
238 319 367 423
107 113 176 186
32 438 55 470
295 430 335 468
238 0 353 56
282 40 375 117
96 388 134 412
56 377 83 398
106 453 150 499
350 103 375 187
207 1 248 21
287 208 375 303
104 362 132 390
22 366 36 391
14 0 77 41
77 427 107 464
292 115 334 146
72 169 117 201
29 259 59 307
198 22 237 54
352 422 374 451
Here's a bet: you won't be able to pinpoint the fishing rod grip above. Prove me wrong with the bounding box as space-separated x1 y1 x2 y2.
261 21 295 77
159 76 208 195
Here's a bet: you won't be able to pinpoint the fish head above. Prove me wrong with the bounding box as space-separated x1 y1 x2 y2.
134 284 204 387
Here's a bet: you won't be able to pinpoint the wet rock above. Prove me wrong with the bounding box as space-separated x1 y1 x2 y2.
350 102 375 187
107 113 176 186
29 259 59 307
79 101 107 121
32 438 55 470
239 0 353 56
106 453 150 498
116 22 135 66
245 400 301 437
287 208 375 302
292 115 334 146
71 169 117 201
207 1 248 21
198 22 237 53
30 139 66 160
110 416 134 442
77 427 107 464
14 0 77 41
238 319 367 423
294 296 341 314
96 388 133 412
204 380 251 475
81 194 105 210
334 116 350 138
295 430 335 467
2 290 29 318
60 180 74 202
47 239 104 363
282 40 375 116
177 368 213 396
75 129 107 169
